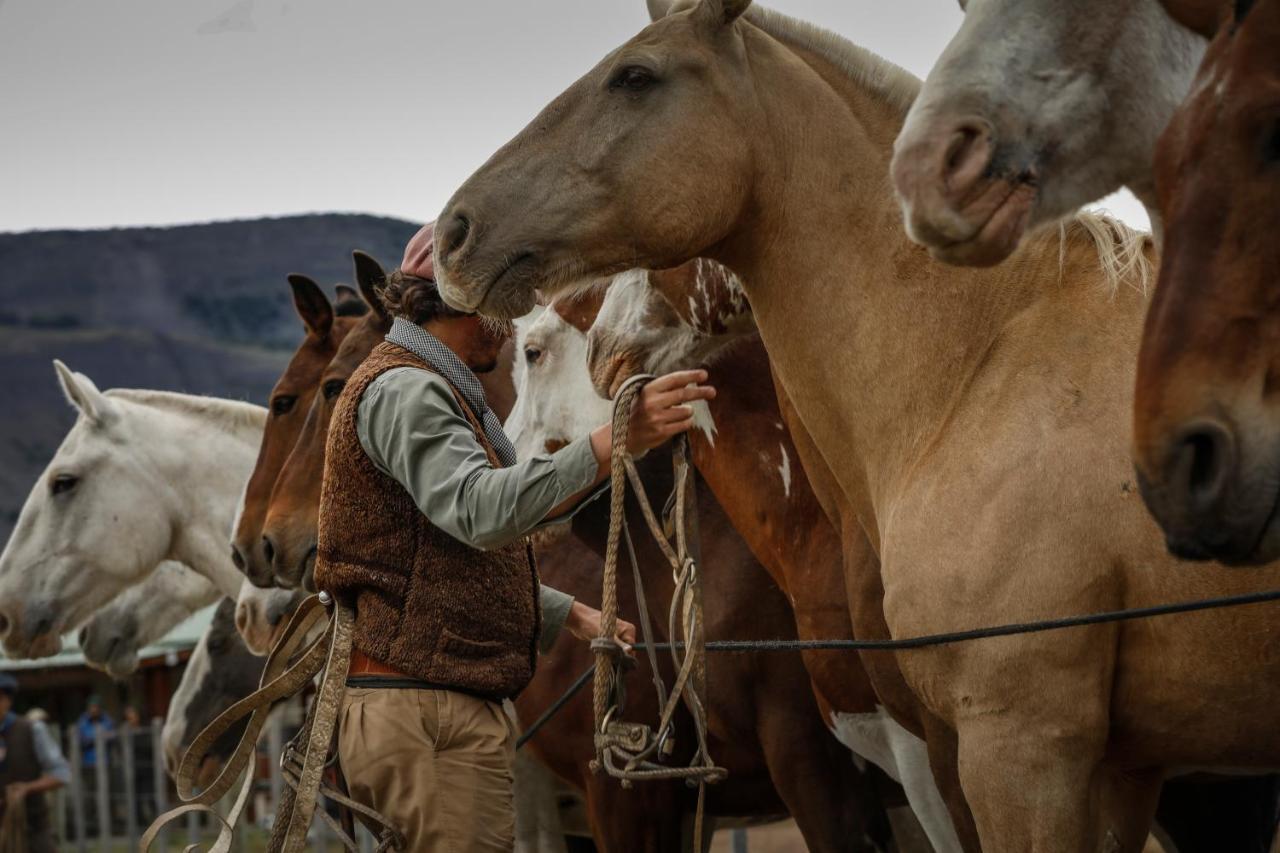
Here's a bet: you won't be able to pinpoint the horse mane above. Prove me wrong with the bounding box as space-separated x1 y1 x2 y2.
105 389 267 432
742 5 922 115
744 5 1153 294
1056 212 1154 294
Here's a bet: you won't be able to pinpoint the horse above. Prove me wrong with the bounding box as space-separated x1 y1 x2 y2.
510 299 904 853
161 597 267 782
0 362 263 658
890 0 1203 266
260 253 516 589
431 2 1280 849
234 581 308 656
79 561 220 679
1131 0 1280 566
590 260 1280 853
231 271 370 587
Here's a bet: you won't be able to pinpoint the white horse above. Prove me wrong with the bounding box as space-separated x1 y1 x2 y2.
890 0 1204 266
79 561 220 679
234 580 306 656
0 362 264 657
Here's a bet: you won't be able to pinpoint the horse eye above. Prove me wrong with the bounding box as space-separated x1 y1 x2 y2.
271 395 298 416
525 347 542 365
50 474 79 496
323 379 346 401
610 66 655 93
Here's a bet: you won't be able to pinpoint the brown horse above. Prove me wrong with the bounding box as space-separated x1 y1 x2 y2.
1132 0 1280 566
511 296 901 852
231 275 367 586
432 2 1280 850
260 253 517 589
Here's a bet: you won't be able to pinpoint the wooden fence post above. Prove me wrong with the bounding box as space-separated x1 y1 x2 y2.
151 719 168 852
66 727 87 853
121 722 139 847
93 726 109 853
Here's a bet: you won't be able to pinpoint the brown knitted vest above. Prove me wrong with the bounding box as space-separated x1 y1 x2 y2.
314 341 540 700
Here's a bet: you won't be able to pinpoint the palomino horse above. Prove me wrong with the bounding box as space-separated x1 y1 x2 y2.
234 581 307 655
432 2 1280 850
590 261 1280 853
261 253 516 589
890 0 1203 265
79 562 220 679
231 272 369 587
511 299 903 853
161 597 267 781
1132 0 1280 566
0 363 262 657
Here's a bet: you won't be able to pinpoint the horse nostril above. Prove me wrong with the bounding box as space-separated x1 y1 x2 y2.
230 544 246 572
941 120 994 191
0 614 10 638
261 535 276 567
78 626 89 646
437 211 473 263
1173 421 1235 512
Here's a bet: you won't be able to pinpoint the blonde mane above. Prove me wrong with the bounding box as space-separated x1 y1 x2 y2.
744 3 1152 292
106 388 267 433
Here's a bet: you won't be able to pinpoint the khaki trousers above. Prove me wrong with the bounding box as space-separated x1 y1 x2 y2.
337 687 516 852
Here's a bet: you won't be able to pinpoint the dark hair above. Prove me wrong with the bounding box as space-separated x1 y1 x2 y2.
378 270 468 326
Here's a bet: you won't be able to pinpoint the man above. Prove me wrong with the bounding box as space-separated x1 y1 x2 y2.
0 674 70 853
314 222 715 851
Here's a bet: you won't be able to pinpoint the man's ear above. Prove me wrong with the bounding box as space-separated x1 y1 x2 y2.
287 274 334 338
352 251 391 323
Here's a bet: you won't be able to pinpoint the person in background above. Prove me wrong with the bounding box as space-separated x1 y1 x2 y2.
0 673 70 853
76 695 114 768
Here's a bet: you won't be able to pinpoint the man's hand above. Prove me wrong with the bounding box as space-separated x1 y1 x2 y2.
564 600 637 655
6 782 28 808
626 370 716 455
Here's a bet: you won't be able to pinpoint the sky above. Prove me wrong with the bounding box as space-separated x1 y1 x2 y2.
0 0 1149 234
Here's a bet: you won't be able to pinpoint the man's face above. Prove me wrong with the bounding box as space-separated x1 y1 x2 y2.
0 693 13 718
460 315 513 374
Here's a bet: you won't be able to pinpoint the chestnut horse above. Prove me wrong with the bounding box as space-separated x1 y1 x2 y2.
510 298 901 852
260 253 515 589
1132 0 1280 566
433 2 1280 850
232 273 368 587
891 0 1203 265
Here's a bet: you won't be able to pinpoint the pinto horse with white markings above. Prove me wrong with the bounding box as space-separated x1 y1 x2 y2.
1132 0 1280 567
0 363 262 657
433 2 1280 849
231 273 369 587
510 297 904 852
891 0 1203 265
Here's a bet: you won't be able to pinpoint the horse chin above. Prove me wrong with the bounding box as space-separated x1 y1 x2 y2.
106 651 140 680
918 181 1037 268
6 631 64 660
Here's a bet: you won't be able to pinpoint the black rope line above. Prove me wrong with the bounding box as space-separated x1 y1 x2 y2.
516 587 1280 748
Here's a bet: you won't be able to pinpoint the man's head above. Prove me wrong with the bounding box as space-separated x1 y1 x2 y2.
0 673 18 716
87 694 102 718
393 222 513 374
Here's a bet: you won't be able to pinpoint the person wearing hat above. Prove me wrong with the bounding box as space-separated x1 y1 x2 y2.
314 221 715 851
0 673 69 853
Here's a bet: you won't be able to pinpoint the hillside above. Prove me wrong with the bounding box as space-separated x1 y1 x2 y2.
0 213 419 542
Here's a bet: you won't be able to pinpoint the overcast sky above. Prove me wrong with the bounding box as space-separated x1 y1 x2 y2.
0 0 1148 234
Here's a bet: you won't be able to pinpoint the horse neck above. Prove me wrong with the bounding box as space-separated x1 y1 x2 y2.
691 340 834 597
720 30 1064 531
121 397 264 597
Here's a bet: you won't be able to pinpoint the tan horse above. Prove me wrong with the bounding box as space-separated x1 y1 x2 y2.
432 2 1280 850
1132 0 1280 567
231 274 368 586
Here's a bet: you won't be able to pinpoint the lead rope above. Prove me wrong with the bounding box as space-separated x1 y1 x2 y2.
141 594 403 853
591 374 726 850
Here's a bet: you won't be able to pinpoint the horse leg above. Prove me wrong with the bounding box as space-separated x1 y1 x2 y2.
583 774 684 853
755 699 894 852
920 712 980 853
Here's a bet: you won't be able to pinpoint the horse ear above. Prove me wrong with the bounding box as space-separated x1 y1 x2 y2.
286 274 334 338
352 251 390 322
697 0 751 25
53 360 114 425
646 0 673 20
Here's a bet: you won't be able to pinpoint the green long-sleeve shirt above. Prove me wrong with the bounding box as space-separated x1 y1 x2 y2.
356 366 601 652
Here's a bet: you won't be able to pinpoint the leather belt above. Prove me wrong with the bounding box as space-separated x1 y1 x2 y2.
348 649 413 679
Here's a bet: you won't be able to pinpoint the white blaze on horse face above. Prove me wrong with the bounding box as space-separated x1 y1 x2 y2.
830 709 964 853
0 365 263 658
234 580 301 656
508 307 611 459
898 0 1202 229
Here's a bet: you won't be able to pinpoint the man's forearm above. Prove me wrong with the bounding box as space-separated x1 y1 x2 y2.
542 425 611 521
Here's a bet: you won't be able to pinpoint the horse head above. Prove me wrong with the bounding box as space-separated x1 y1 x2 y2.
231 274 367 588
234 581 306 655
890 0 1203 266
1132 0 1280 565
